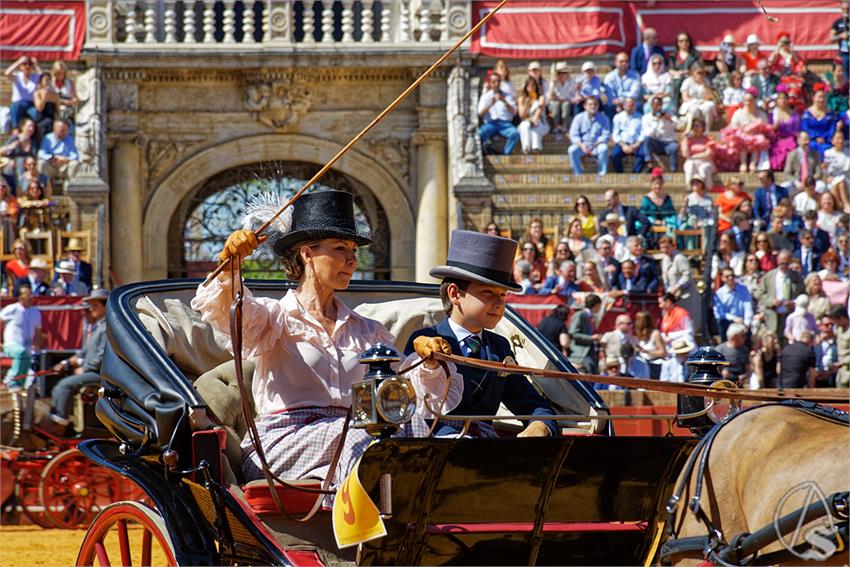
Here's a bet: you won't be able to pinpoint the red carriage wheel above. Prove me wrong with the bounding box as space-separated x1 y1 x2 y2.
76 501 176 567
40 448 119 529
15 461 55 528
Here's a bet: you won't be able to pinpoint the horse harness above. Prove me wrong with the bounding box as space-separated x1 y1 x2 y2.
659 400 849 566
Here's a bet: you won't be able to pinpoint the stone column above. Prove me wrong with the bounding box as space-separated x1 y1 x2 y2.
110 141 144 284
413 131 448 283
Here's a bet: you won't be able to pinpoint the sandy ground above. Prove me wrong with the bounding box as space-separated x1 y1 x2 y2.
0 526 86 567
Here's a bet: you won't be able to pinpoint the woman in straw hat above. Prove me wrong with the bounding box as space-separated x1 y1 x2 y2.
192 191 462 485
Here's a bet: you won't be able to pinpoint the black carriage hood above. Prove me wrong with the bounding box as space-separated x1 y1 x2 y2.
98 281 207 454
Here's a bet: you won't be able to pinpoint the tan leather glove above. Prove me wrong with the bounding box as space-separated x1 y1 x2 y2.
219 229 263 262
413 336 452 369
517 420 551 438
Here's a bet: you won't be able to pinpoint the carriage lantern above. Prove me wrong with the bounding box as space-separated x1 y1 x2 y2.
677 346 737 436
352 343 417 438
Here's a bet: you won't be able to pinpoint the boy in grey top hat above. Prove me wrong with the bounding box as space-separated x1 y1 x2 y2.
404 230 557 437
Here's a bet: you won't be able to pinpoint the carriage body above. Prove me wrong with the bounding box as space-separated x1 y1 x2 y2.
78 279 698 565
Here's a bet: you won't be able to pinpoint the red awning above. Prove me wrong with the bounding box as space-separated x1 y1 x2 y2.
0 0 86 61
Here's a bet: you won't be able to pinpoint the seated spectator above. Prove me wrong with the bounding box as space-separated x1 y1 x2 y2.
746 59 778 108
641 54 673 114
526 61 548 104
578 260 607 293
682 117 715 188
771 202 802 243
660 339 695 382
42 289 109 437
769 89 801 171
713 268 754 340
659 292 694 347
712 232 745 284
518 240 546 285
679 63 717 131
824 131 850 211
635 310 666 379
659 236 699 324
751 331 780 388
778 330 817 388
712 34 740 83
1 118 37 193
593 235 621 290
37 120 78 183
611 98 645 174
50 60 78 124
802 88 838 159
574 196 600 241
5 239 30 291
730 212 753 253
639 170 678 235
623 236 660 293
0 178 20 228
752 232 778 272
817 192 842 237
741 253 764 298
477 73 519 155
641 94 678 172
484 221 501 237
55 237 92 291
538 260 579 301
716 323 750 384
523 218 552 261
728 90 771 173
599 189 641 237
740 34 767 75
836 233 850 276
547 62 576 136
784 294 817 343
603 52 642 118
826 60 848 116
3 56 42 131
715 176 751 233
547 239 572 278
722 72 747 122
630 27 665 75
796 228 823 276
512 260 534 294
18 257 50 297
564 217 591 258
573 62 607 112
768 31 805 76
537 304 570 358
491 60 515 95
18 155 52 198
32 73 59 139
517 78 549 154
616 258 647 294
814 315 839 387
753 170 788 230
52 259 88 296
668 32 701 108
792 177 820 217
567 97 611 176
680 175 713 229
806 273 832 319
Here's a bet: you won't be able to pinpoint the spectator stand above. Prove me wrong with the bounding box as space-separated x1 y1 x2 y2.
507 292 662 333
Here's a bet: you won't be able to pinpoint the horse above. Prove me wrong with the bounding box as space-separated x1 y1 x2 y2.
661 402 850 566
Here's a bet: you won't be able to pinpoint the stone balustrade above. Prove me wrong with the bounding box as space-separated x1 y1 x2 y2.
85 0 474 49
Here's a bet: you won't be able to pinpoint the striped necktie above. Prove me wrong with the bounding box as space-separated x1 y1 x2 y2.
462 335 482 358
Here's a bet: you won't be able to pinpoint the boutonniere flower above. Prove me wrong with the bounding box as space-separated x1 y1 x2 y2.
499 355 518 377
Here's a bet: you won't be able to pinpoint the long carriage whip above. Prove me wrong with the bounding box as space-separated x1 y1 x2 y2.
203 0 510 287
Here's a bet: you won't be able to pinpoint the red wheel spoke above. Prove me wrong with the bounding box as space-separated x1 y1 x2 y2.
117 519 132 566
94 542 111 567
141 529 152 566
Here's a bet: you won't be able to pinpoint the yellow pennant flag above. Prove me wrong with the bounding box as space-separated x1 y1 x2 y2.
332 458 387 549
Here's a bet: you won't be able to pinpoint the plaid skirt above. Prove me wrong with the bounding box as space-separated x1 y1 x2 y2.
241 407 430 493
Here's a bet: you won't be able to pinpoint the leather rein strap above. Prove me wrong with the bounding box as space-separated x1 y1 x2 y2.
430 352 849 404
227 270 343 523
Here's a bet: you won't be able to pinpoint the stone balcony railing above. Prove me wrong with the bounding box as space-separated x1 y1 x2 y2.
85 0 474 50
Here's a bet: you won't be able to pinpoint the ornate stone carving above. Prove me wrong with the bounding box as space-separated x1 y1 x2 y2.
106 83 138 111
446 66 492 194
67 69 108 188
145 137 206 181
366 138 410 183
244 78 315 132
446 3 469 38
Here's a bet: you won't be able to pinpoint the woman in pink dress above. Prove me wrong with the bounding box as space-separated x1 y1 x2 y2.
769 89 801 171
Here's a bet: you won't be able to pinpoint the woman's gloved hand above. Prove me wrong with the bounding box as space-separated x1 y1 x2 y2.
219 229 265 262
413 336 452 369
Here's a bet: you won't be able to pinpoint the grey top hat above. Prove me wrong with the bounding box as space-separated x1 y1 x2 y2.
430 230 522 291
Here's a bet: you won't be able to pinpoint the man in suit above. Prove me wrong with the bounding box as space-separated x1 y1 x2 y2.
730 212 752 255
629 27 666 74
755 249 805 343
598 189 641 236
405 230 557 438
538 260 580 304
753 170 787 230
568 294 603 373
615 259 652 294
783 131 825 192
15 258 50 297
801 210 831 255
594 235 621 289
54 238 93 291
795 229 823 277
625 236 659 292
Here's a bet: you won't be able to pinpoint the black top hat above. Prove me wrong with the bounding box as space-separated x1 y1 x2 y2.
272 191 372 256
430 230 522 291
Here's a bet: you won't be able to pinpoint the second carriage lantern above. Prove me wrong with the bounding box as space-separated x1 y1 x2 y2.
352 344 417 438
677 346 739 435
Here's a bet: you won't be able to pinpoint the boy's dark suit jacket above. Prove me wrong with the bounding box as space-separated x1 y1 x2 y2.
404 318 557 436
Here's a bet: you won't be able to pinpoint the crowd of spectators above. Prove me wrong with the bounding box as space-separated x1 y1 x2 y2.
478 6 850 187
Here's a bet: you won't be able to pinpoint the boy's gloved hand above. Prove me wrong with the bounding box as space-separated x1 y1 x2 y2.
413 336 452 369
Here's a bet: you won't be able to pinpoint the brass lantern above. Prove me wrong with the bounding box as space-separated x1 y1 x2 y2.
352 344 417 438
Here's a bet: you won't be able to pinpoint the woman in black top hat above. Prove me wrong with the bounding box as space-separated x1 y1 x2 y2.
192 190 461 485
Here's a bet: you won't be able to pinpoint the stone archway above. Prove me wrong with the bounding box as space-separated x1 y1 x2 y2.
140 134 414 281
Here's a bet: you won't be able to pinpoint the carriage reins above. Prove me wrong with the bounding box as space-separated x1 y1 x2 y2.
659 401 850 565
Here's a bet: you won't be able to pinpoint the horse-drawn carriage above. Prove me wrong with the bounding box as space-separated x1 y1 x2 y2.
74 278 707 566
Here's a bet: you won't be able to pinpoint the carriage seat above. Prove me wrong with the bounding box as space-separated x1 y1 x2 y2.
242 479 324 515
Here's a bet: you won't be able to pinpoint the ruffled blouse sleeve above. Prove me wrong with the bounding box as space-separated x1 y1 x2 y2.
190 275 289 358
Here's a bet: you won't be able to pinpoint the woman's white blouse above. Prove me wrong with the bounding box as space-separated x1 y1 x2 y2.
192 279 462 418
